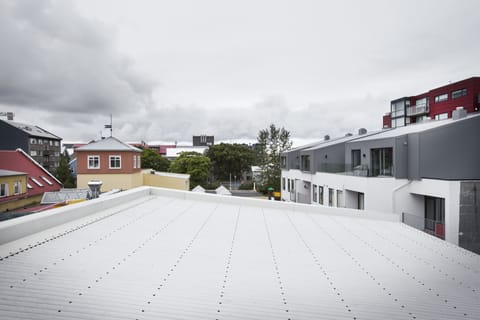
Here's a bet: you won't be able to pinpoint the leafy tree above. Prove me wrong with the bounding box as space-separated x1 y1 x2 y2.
205 143 255 181
168 152 211 188
141 148 170 172
54 150 76 188
256 124 292 191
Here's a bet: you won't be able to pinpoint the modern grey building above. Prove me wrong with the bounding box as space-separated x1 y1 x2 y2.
0 120 62 173
193 135 214 146
281 110 480 254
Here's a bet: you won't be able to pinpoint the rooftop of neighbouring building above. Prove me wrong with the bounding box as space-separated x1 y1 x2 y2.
75 136 142 152
0 149 62 196
0 119 61 140
0 169 27 177
0 187 478 319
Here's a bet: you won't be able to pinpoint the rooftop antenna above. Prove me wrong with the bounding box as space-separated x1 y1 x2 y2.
104 114 113 137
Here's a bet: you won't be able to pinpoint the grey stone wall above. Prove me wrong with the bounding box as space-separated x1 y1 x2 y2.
459 181 480 254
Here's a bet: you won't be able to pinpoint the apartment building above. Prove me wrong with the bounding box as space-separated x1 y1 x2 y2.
281 111 480 254
383 77 480 128
0 120 62 172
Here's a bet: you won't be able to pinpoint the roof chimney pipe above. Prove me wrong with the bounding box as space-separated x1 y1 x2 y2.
358 128 367 135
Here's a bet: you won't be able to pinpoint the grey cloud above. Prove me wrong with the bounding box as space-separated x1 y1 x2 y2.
0 0 155 115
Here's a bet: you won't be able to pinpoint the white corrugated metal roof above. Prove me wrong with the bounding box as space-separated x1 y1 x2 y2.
76 137 141 152
0 188 478 319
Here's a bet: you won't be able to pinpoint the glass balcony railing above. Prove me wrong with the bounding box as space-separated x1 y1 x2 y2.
406 104 429 116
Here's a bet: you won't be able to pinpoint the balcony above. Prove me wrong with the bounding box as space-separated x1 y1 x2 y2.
402 212 445 240
406 104 429 116
318 163 370 177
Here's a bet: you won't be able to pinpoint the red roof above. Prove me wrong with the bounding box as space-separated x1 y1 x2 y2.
0 149 62 197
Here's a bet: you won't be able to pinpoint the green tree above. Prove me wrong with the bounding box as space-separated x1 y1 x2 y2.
54 151 76 188
205 143 255 181
141 148 170 171
169 152 211 188
256 124 292 191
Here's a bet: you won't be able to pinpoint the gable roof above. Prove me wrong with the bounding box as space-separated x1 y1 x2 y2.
0 120 61 140
0 149 62 196
75 136 141 152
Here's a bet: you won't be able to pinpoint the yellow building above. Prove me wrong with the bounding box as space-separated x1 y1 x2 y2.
0 169 29 212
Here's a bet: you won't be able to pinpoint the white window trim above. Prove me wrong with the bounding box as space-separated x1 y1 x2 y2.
13 181 22 195
133 154 137 169
0 183 8 197
109 155 122 169
88 155 100 169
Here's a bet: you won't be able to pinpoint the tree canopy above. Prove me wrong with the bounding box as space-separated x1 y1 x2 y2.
141 148 170 172
168 151 211 188
256 124 292 191
54 150 76 188
205 143 255 181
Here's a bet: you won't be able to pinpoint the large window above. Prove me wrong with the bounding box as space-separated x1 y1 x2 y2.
351 149 361 168
391 100 407 118
13 181 22 194
88 156 100 169
425 196 445 238
312 184 317 203
371 148 393 176
287 179 290 192
109 155 121 169
434 93 448 103
328 188 334 207
319 186 324 205
0 183 8 197
280 156 287 168
435 112 448 120
301 155 310 171
336 190 344 208
451 88 467 99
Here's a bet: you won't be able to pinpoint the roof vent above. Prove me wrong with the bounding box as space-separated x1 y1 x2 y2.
324 135 330 141
452 106 467 120
345 133 353 137
358 128 367 135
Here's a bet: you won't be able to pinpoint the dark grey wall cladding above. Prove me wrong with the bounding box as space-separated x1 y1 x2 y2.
313 143 345 173
419 116 480 180
407 133 420 180
394 136 408 179
459 181 480 254
0 121 28 151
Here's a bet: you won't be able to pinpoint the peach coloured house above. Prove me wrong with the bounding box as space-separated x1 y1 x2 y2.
76 137 143 192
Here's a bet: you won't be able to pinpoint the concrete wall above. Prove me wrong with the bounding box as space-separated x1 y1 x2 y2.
0 187 151 245
409 179 461 245
77 172 143 192
313 143 346 173
459 181 480 254
143 172 190 191
419 116 480 180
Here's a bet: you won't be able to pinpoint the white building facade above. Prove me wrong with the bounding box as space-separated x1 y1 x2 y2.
281 112 480 253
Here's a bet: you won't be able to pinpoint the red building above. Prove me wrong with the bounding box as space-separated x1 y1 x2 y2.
383 77 480 128
0 149 62 211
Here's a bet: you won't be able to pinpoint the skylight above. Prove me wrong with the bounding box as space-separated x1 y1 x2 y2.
27 183 33 189
30 177 44 187
41 176 53 185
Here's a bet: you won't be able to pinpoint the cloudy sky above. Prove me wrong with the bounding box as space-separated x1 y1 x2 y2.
1 0 479 145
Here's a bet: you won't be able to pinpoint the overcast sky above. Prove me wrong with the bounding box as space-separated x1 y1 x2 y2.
1 0 479 145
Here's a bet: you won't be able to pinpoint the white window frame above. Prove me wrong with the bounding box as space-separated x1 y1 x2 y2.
13 181 22 195
88 155 100 169
137 155 141 168
133 154 137 169
109 155 122 169
0 183 8 197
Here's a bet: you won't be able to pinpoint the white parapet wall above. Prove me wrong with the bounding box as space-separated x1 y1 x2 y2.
0 186 151 245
